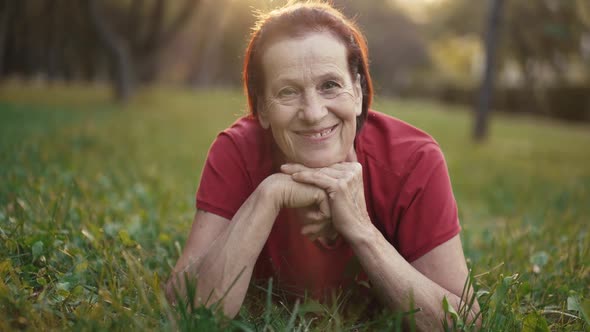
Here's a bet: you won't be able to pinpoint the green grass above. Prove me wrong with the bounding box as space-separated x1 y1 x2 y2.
1 82 589 331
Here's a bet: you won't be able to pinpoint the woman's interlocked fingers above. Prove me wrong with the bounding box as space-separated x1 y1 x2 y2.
281 162 370 240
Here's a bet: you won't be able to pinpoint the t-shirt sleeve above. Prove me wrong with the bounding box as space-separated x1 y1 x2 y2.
395 143 461 262
196 132 252 220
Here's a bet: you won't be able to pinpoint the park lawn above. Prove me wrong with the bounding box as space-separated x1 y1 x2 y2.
0 83 589 331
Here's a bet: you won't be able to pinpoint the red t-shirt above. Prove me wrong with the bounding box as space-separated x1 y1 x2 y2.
196 110 461 298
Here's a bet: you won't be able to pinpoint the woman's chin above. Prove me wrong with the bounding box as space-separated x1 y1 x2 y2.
286 147 352 168
299 156 344 168
301 161 329 168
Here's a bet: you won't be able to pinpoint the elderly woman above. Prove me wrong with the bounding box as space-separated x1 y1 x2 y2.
166 2 478 330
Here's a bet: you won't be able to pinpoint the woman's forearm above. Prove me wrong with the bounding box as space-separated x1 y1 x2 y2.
348 226 477 331
166 181 280 318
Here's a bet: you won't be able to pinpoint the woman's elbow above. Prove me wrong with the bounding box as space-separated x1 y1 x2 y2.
222 302 241 319
164 274 242 319
470 301 482 328
164 275 184 308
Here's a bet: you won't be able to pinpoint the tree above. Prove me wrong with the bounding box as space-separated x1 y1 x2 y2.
84 0 134 103
0 0 200 102
428 0 590 86
426 0 590 124
474 0 504 141
84 0 200 102
0 1 15 79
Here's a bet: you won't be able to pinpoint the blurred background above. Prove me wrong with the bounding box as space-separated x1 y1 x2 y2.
1 1 590 330
1 0 589 129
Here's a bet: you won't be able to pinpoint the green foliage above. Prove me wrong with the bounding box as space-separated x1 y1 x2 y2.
1 84 589 330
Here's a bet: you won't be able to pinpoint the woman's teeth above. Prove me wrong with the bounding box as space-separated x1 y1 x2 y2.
309 127 334 138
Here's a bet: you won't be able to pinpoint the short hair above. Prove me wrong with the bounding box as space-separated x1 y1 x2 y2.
243 2 373 132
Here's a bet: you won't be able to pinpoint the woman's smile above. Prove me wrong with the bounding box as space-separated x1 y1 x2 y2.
295 124 339 141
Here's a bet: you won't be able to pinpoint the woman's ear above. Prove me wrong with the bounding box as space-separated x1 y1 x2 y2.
257 100 270 129
354 74 363 116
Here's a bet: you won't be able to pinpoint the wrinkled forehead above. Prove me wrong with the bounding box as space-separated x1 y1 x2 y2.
260 32 350 83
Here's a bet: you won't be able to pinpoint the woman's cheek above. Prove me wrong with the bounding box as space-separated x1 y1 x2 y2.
328 92 358 117
284 135 298 159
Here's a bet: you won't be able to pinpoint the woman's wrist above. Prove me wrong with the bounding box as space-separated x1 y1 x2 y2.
257 173 287 214
342 219 380 250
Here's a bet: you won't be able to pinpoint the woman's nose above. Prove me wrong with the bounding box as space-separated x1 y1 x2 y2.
299 91 327 123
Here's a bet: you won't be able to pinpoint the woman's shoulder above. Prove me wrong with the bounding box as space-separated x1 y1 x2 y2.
209 115 273 179
362 110 436 142
212 115 270 153
357 110 443 172
220 115 266 142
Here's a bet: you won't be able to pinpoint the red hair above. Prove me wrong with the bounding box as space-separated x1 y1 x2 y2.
243 2 373 131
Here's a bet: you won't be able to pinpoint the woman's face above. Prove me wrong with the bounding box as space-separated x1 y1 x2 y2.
259 32 362 168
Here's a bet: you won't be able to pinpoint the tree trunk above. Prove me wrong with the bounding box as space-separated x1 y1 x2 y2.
84 0 134 103
0 0 14 79
45 0 60 81
474 0 504 141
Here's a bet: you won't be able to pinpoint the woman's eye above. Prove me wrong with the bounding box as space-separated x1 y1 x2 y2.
321 81 341 91
278 88 298 98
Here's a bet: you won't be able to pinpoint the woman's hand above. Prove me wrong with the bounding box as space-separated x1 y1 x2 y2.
293 206 339 244
280 161 372 242
263 173 338 242
262 173 331 219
